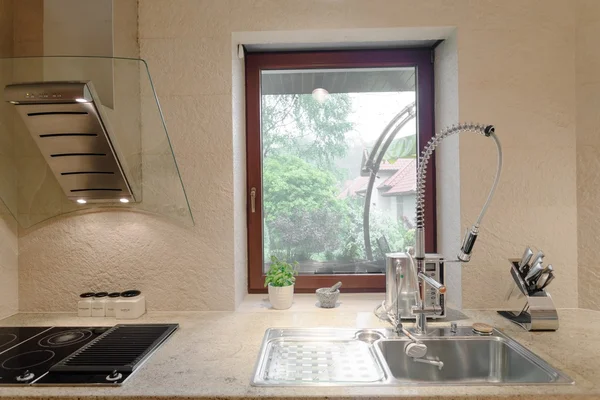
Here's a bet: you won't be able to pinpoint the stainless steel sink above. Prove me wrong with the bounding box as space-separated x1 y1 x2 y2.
377 335 571 385
251 327 573 386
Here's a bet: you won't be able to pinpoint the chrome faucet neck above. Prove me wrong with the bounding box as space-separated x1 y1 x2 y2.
415 313 428 335
409 254 446 335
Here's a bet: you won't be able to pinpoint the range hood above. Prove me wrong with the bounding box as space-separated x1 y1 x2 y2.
0 56 193 228
4 81 135 204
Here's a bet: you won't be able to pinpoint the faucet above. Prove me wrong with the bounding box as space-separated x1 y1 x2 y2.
409 123 502 335
409 254 446 335
377 123 503 336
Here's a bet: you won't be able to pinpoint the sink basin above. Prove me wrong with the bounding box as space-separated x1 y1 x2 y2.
377 335 572 385
251 327 573 386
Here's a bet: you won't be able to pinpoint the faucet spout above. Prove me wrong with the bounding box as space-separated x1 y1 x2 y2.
412 357 444 370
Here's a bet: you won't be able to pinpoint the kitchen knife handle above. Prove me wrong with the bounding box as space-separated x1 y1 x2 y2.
518 247 533 270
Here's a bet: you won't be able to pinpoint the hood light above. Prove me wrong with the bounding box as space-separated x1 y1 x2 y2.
119 198 130 203
76 199 87 204
75 98 89 103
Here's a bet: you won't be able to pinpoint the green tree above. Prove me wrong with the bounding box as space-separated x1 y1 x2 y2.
385 135 417 162
340 197 414 261
270 206 345 260
261 93 353 169
262 155 344 221
263 155 347 259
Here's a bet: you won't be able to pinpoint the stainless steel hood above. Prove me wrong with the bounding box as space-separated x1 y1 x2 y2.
4 81 135 203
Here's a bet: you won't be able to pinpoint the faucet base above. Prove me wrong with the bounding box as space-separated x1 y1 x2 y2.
415 313 428 335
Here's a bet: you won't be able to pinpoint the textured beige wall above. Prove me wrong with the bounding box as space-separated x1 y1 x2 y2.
576 0 600 311
0 0 12 59
13 0 52 229
18 0 583 311
458 5 578 309
0 0 18 319
231 37 247 308
434 32 461 309
109 0 142 205
13 0 43 57
44 0 114 106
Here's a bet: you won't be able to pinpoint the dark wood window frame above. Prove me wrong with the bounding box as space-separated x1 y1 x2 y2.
246 48 436 293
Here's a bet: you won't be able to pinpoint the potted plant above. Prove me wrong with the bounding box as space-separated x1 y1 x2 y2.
265 255 298 310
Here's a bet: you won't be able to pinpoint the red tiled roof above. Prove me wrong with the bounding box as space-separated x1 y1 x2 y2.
379 159 416 196
338 176 370 199
378 160 403 170
338 159 417 199
339 158 416 199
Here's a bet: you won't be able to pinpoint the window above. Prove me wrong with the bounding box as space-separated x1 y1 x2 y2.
246 49 436 292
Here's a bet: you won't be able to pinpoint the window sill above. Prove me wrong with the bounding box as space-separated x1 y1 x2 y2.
237 293 385 313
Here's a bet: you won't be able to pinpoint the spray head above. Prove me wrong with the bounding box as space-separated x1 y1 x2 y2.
457 225 479 262
415 227 425 259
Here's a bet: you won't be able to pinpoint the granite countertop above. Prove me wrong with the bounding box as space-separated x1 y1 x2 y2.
1 294 599 399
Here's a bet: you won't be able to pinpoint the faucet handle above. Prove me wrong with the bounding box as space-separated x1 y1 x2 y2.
418 272 446 294
405 342 427 358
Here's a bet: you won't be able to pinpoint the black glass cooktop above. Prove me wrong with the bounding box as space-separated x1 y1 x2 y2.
0 326 110 385
0 327 50 355
0 324 178 386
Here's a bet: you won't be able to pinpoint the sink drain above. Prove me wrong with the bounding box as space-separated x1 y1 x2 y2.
355 330 384 344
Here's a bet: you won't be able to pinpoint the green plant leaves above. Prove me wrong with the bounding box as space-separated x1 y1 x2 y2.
385 135 417 162
264 255 299 287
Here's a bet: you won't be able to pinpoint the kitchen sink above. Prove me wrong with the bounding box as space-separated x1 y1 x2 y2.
251 327 573 386
378 335 571 384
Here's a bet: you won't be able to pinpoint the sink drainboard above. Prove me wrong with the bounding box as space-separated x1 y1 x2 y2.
263 338 384 384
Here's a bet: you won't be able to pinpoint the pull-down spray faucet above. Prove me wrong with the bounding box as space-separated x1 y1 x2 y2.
411 123 503 335
376 121 503 352
371 106 504 371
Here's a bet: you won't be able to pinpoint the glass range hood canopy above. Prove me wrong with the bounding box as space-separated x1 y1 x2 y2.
0 56 193 228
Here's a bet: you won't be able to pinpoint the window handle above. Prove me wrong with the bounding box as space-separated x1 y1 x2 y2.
250 187 256 213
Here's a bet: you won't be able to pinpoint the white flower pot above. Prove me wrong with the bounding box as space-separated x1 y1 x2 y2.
268 283 294 310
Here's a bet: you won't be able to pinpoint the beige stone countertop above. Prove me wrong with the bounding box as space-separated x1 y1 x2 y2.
0 294 599 399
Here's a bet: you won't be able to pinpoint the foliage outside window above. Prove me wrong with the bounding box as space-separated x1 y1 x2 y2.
262 92 416 267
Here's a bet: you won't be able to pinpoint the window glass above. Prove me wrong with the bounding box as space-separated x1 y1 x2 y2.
260 67 417 275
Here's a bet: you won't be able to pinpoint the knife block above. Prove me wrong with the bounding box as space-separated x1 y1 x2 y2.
497 260 559 331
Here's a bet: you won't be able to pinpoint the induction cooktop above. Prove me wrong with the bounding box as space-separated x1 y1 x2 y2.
0 324 178 386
